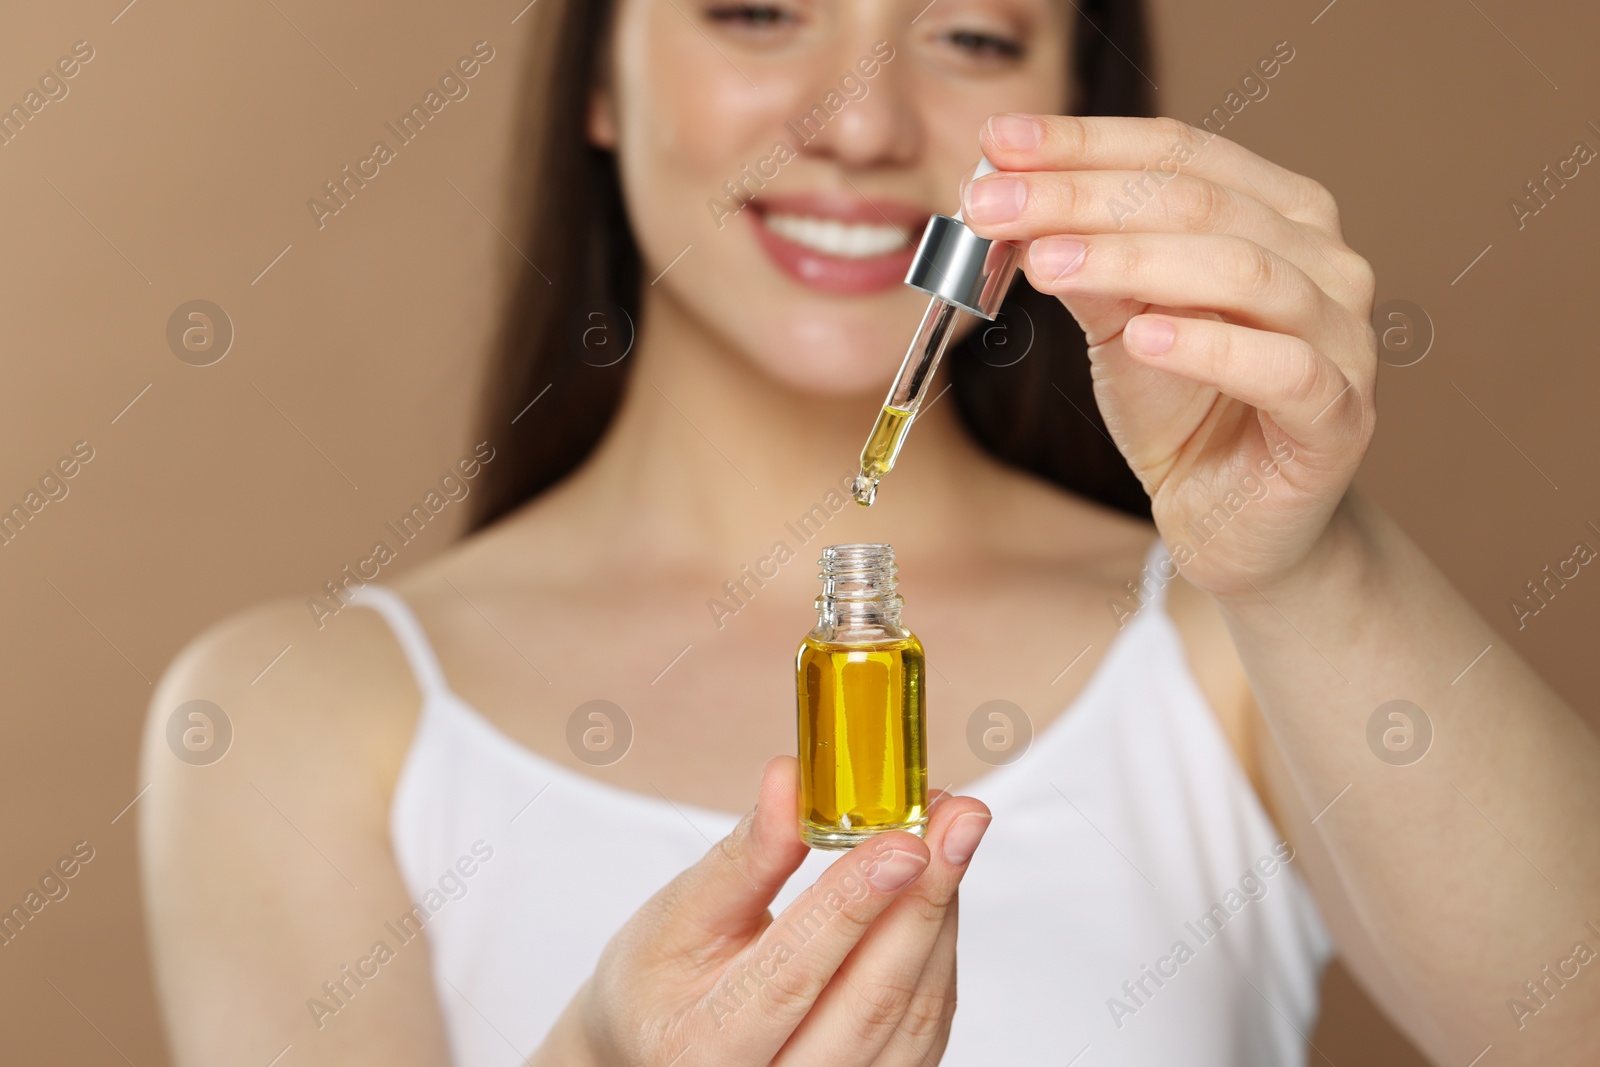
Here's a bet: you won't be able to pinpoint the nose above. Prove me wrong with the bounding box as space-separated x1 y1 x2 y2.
791 38 920 171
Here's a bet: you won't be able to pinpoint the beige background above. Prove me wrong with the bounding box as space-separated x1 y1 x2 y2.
2 0 1595 1062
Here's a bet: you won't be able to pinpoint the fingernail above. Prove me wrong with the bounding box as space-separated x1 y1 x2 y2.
942 812 991 867
865 847 928 892
963 176 1026 224
1126 316 1176 354
986 113 1043 151
1031 237 1086 280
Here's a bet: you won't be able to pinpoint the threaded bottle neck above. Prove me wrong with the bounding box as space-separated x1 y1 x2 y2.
814 543 903 629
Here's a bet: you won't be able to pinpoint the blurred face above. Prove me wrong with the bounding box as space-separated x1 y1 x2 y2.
589 0 1070 396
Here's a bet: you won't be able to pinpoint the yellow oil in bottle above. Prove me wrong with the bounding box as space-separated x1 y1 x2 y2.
796 634 928 849
850 405 915 507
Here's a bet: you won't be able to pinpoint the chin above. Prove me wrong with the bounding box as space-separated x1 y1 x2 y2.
733 308 907 400
754 344 899 400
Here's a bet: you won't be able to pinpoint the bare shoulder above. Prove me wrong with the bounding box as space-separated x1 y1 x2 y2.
141 594 422 797
138 596 452 1064
137 593 426 886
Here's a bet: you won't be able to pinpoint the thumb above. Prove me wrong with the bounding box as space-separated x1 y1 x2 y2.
659 755 808 950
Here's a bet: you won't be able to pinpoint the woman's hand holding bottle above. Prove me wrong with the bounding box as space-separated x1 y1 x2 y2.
536 756 992 1067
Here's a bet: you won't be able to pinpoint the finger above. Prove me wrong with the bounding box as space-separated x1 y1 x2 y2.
1119 312 1367 456
1020 231 1355 356
975 112 1338 230
772 799 990 1065
693 830 933 1063
960 168 1363 303
655 755 809 953
875 897 960 1067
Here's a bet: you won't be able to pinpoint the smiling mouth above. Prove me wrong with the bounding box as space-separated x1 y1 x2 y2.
759 213 914 259
747 197 932 294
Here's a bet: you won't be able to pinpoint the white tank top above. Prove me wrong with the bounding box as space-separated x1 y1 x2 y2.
352 540 1332 1066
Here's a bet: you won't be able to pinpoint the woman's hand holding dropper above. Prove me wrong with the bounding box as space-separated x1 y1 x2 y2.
962 114 1600 1064
962 113 1377 602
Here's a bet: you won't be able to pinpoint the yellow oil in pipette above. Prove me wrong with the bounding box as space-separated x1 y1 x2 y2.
849 297 960 506
850 405 914 506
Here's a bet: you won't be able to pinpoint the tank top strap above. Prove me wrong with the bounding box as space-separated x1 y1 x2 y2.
347 584 453 701
1141 535 1178 612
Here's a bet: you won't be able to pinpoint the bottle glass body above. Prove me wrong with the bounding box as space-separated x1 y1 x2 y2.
796 544 928 850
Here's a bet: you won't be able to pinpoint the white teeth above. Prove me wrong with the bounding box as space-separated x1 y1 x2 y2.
762 213 909 258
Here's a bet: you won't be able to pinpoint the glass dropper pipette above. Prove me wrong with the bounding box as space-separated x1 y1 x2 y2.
849 156 1024 506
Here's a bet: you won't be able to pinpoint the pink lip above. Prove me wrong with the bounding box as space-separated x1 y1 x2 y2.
746 192 931 295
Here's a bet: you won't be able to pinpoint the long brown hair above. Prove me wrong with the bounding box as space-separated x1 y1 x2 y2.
470 0 1155 531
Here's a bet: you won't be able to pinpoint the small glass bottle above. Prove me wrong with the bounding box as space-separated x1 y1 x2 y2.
796 543 928 849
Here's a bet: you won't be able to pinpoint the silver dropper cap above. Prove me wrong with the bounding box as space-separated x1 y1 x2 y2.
902 156 1022 320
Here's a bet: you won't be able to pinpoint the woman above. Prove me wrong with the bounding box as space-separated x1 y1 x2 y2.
140 1 1600 1065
